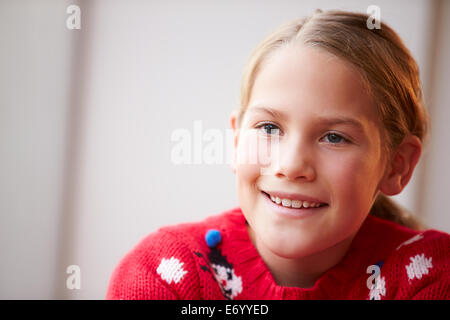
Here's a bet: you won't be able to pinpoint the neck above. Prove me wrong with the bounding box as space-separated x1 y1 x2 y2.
247 225 355 288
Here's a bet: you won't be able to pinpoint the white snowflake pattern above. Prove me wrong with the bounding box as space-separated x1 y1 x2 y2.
369 275 386 300
396 233 424 251
156 257 188 284
405 253 433 281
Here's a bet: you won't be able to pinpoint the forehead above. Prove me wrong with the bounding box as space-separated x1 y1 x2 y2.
248 45 378 123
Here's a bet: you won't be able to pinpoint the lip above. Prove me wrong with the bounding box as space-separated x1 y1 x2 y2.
262 190 327 204
261 191 328 218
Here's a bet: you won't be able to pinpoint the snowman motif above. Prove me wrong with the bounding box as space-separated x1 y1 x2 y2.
194 229 243 300
208 247 243 300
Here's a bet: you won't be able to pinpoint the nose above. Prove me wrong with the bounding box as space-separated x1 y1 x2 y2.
272 136 316 181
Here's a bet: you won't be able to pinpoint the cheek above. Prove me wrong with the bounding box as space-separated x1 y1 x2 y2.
235 132 263 183
322 152 382 204
235 133 268 226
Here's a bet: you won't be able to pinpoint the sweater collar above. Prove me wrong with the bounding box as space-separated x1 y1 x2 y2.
221 207 389 299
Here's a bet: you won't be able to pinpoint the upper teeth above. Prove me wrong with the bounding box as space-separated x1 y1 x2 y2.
270 195 323 208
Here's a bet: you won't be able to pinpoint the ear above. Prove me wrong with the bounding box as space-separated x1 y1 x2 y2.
230 110 240 174
378 135 422 196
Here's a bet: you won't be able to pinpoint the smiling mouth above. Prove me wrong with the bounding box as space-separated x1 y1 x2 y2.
261 191 328 209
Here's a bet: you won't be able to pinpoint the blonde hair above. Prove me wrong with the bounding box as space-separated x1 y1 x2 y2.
235 10 429 230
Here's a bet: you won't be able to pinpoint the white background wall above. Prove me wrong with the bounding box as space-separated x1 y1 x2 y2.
0 0 75 299
0 0 448 299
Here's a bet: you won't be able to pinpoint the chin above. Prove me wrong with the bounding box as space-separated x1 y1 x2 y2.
263 233 322 259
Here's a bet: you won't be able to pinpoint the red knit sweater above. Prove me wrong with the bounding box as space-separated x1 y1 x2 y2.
106 207 450 300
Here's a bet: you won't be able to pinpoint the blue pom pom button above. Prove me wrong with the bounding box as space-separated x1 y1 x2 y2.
205 229 222 248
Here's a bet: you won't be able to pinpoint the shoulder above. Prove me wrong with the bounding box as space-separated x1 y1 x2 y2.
369 223 450 300
106 207 243 300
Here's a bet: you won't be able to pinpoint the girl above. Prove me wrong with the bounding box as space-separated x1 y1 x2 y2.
106 10 449 300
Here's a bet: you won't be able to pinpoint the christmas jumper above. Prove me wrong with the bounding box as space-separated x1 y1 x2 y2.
106 206 450 300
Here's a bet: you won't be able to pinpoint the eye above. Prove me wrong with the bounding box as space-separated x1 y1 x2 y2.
321 132 349 144
255 122 281 135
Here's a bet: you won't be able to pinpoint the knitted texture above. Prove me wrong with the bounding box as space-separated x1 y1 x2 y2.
106 207 450 300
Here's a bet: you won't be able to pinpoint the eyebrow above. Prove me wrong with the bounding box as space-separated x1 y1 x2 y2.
247 105 288 121
247 105 365 131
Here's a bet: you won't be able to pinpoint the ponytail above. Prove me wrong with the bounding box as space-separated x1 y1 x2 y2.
370 194 424 230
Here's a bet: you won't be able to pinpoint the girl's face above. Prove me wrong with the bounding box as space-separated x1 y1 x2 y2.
232 45 388 259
